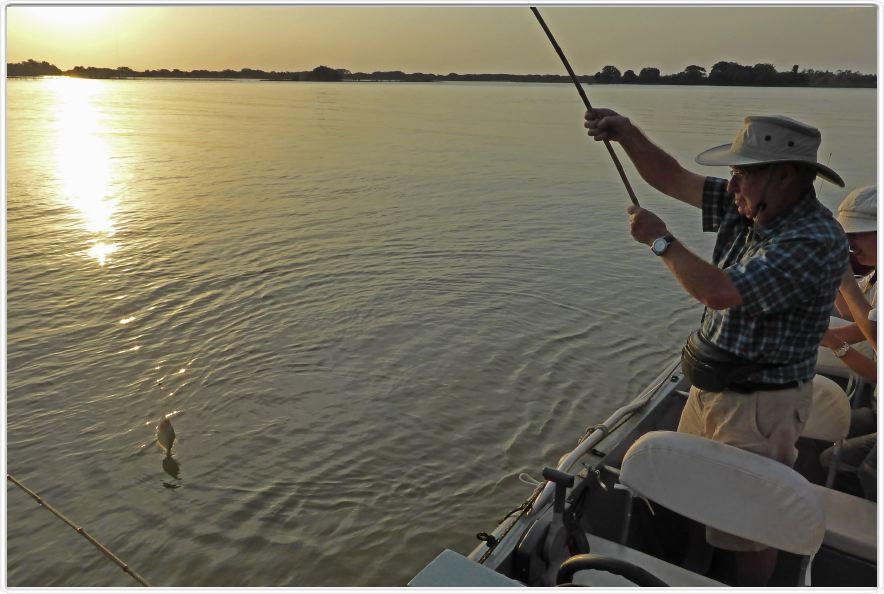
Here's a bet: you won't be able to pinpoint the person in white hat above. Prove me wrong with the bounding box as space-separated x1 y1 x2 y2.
818 186 877 378
834 185 877 315
818 186 877 503
583 109 850 586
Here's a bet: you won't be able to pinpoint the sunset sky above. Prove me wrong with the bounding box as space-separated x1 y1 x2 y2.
5 4 879 76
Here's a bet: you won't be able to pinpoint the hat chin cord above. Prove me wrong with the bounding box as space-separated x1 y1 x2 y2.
750 168 776 225
752 201 767 223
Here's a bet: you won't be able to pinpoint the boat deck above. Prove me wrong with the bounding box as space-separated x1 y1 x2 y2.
455 359 877 587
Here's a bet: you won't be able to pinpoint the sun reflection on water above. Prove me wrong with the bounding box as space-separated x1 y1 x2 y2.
46 77 120 265
88 241 119 265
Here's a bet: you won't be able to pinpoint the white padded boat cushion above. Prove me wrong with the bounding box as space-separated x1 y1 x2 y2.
802 375 851 442
813 485 877 562
621 431 825 555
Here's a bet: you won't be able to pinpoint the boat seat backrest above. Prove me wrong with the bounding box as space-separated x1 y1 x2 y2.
802 375 851 442
812 484 877 562
620 431 825 555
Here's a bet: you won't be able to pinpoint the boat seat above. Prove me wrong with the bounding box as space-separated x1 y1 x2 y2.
569 532 724 587
620 431 825 557
803 375 851 442
803 375 855 487
812 485 877 562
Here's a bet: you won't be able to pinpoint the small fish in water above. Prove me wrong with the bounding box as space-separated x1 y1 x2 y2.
156 416 176 455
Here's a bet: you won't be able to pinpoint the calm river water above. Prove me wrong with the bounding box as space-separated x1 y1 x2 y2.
5 79 876 586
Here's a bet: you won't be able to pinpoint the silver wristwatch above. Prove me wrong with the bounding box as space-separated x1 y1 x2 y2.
651 234 675 256
832 342 851 358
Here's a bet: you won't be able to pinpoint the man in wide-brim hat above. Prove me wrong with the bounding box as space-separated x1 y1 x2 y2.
584 109 850 585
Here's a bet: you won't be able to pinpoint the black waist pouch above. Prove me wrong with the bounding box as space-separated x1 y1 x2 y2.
680 330 765 392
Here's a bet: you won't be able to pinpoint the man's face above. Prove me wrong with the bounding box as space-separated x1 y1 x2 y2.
727 165 773 219
847 231 877 267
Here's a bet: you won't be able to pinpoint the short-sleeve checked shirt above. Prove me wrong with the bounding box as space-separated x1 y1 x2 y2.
699 177 849 383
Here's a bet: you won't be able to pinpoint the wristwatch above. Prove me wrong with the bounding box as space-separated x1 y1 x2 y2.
651 234 675 256
832 342 851 358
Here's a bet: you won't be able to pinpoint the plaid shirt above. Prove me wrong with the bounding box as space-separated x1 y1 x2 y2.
699 177 849 383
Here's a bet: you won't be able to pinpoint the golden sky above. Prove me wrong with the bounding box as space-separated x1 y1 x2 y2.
5 4 879 75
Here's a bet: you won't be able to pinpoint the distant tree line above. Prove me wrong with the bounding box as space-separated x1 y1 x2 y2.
7 59 876 88
7 59 62 76
591 61 875 87
6 61 348 81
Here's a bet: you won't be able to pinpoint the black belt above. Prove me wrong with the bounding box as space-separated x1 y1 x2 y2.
728 380 801 394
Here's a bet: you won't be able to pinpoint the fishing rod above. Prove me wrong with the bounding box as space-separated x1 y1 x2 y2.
7 473 152 587
530 6 639 206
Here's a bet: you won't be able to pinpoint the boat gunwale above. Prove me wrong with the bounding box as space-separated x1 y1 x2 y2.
467 355 685 565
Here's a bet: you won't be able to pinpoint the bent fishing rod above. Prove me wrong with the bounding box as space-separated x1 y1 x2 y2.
530 6 639 206
7 473 151 587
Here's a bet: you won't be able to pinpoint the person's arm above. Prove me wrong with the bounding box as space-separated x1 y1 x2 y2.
840 348 877 383
821 329 877 382
833 292 853 319
660 240 742 309
628 205 741 309
840 269 877 351
828 322 872 345
585 108 707 208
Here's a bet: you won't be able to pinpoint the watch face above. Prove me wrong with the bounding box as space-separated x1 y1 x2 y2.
652 237 668 255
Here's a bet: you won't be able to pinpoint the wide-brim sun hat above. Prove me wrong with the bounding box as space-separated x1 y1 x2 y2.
695 115 845 187
837 185 877 234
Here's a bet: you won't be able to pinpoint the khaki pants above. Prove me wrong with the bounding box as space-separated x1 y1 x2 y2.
677 382 813 551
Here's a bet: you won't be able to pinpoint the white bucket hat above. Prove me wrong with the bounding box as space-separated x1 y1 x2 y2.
695 115 844 187
837 185 877 234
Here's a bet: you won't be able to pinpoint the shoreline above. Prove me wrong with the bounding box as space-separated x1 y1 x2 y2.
5 74 878 89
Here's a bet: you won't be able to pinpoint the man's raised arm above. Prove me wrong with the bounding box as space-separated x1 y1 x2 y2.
585 108 707 208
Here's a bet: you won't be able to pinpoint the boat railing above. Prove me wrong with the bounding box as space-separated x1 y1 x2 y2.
529 356 682 514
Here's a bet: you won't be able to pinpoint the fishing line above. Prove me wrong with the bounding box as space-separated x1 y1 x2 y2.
7 474 152 587
530 6 639 206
